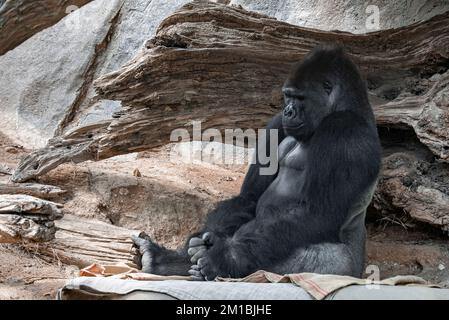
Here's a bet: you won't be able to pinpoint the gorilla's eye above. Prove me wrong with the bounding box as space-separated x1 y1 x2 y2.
283 87 304 100
323 80 333 95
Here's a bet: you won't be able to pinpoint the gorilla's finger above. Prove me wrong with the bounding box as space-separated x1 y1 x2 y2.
197 257 208 268
190 265 200 271
189 237 205 247
190 248 207 263
191 275 205 281
202 232 215 245
188 269 203 278
188 245 206 257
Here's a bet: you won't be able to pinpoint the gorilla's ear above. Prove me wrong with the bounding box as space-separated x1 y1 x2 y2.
328 82 341 112
323 80 333 95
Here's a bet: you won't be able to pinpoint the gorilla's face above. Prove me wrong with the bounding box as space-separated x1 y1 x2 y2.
281 49 342 142
282 79 334 141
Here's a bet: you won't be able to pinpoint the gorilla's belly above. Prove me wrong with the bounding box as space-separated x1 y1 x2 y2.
255 138 307 216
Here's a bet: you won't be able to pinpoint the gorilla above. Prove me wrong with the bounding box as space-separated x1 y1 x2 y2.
132 45 381 280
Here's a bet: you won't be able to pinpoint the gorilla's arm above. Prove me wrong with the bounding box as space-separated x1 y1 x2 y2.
302 110 381 240
196 111 381 279
201 112 286 237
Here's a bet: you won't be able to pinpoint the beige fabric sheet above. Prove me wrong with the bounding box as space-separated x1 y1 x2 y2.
80 263 438 300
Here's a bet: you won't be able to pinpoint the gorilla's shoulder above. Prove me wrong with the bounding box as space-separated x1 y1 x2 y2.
320 111 376 137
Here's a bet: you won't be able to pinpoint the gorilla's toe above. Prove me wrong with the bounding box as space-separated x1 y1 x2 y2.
132 235 150 252
131 234 155 273
132 252 143 269
189 265 205 281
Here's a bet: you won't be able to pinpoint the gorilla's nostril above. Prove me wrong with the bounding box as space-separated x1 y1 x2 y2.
283 105 296 118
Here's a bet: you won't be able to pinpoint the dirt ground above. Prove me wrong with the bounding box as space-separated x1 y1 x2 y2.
0 245 78 300
1 134 449 299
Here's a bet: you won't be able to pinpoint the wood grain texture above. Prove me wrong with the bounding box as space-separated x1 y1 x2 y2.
0 183 66 199
28 214 140 268
0 0 93 55
0 194 63 243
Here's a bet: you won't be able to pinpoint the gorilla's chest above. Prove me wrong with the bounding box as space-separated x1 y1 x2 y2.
256 136 307 213
278 136 307 170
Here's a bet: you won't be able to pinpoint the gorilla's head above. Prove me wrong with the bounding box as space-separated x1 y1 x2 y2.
282 45 370 141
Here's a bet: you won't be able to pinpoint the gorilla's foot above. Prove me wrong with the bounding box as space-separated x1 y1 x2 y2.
131 233 156 273
132 233 195 276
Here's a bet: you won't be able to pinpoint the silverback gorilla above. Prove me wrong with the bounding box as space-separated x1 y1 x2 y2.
132 45 381 280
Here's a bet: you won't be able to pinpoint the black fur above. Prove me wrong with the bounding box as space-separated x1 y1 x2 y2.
132 44 381 280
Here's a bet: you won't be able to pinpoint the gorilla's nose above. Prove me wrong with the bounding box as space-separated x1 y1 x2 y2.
283 104 296 119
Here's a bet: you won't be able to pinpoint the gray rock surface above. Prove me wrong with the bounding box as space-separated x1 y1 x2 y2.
67 0 191 131
230 0 449 33
0 0 190 148
0 0 122 148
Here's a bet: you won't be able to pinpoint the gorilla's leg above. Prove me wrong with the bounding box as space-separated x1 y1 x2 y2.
271 243 356 277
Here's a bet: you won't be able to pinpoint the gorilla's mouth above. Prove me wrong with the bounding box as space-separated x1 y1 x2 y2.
283 123 304 130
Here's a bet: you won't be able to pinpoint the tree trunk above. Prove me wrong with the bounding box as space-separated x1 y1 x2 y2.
0 195 63 243
0 0 94 55
25 214 140 268
0 183 66 199
11 1 449 231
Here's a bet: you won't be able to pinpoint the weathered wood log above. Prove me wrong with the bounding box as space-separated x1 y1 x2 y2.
0 183 66 199
373 151 449 232
0 195 63 243
10 1 449 230
0 214 57 243
0 163 13 175
0 0 93 55
0 194 63 219
12 121 110 182
26 214 140 268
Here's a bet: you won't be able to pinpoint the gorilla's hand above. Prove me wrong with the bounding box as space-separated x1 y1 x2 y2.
188 232 217 281
187 232 215 263
131 234 156 273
